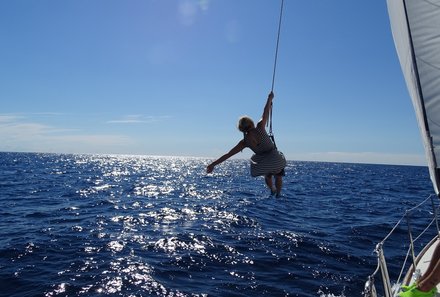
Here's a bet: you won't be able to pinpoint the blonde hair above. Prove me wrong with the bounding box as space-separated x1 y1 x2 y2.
238 116 254 132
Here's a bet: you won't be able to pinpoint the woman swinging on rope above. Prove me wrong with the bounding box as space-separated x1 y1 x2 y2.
206 92 286 197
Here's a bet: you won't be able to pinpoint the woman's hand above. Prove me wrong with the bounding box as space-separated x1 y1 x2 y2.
206 164 215 173
260 91 275 128
268 91 274 100
206 141 245 174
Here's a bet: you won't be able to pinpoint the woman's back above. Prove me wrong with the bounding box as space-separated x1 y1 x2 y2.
244 126 274 154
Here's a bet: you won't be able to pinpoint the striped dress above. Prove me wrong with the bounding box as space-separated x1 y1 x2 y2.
244 126 286 177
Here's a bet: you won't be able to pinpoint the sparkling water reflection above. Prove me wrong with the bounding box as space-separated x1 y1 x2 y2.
0 153 436 297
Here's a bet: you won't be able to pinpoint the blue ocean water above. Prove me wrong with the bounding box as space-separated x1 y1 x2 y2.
0 152 437 297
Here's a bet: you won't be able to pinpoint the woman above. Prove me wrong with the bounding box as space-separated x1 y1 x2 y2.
206 92 286 197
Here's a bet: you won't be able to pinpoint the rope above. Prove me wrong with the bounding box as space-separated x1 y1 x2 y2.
271 0 284 93
268 0 284 143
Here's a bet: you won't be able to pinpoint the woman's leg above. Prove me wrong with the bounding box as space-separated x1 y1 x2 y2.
275 175 282 197
420 242 440 284
265 175 276 194
417 242 440 292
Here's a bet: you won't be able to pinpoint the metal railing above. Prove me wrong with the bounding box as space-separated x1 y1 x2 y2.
363 195 440 297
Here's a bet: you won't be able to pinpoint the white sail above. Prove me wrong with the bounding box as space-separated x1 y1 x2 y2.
387 0 440 196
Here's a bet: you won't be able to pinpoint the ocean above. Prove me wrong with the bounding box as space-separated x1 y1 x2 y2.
0 152 437 297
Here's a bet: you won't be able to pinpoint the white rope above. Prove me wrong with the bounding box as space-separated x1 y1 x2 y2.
268 0 285 140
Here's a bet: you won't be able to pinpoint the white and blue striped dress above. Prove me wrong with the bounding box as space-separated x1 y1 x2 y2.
244 126 286 177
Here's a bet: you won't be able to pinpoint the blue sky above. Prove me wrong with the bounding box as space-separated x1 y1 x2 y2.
0 0 426 165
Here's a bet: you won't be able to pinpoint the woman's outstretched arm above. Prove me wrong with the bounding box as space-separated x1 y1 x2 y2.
206 140 246 173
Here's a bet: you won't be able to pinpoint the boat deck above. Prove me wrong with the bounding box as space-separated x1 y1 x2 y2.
404 237 440 295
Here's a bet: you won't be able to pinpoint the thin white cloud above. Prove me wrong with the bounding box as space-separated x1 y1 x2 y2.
1 122 77 135
0 113 135 154
0 114 24 122
107 115 171 124
0 115 53 137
